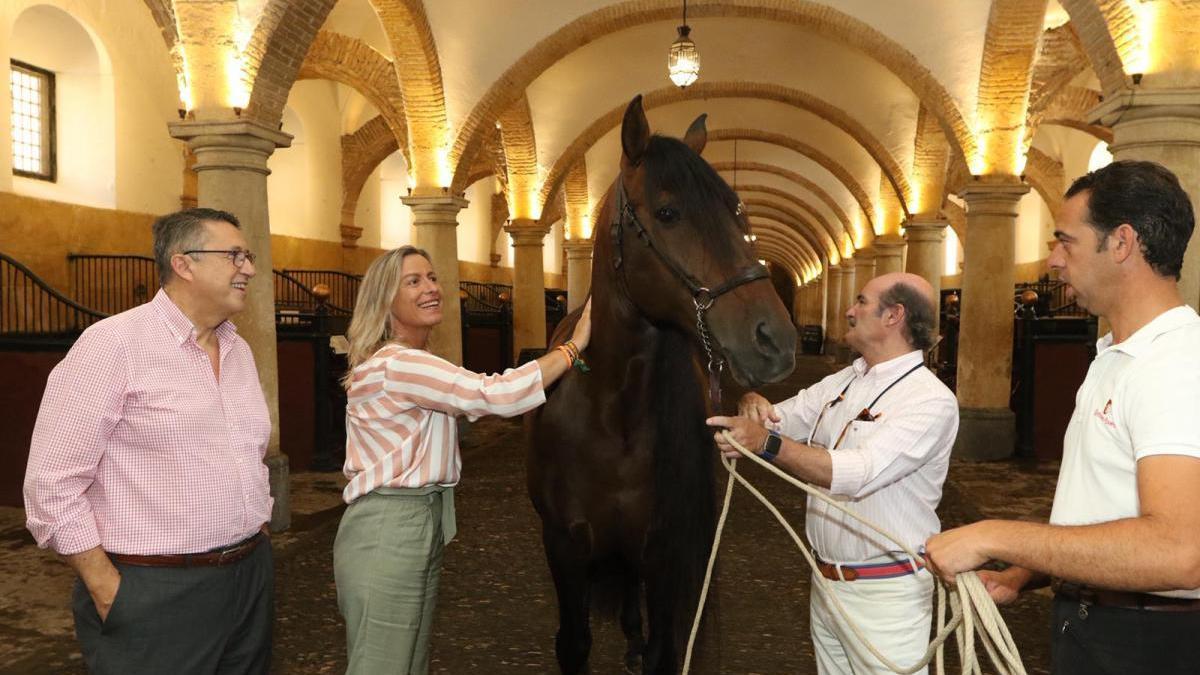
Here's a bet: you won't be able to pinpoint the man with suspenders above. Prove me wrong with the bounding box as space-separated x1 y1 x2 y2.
708 271 959 675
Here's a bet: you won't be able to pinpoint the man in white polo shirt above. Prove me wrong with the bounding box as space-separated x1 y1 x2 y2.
925 160 1200 674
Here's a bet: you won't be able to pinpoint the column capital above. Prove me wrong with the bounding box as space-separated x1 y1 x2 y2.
959 180 1029 217
505 218 551 246
168 119 292 175
563 238 594 260
1089 87 1200 153
903 218 949 243
872 233 906 253
402 194 469 226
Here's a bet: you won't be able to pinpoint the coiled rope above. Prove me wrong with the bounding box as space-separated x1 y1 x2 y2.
681 430 1027 675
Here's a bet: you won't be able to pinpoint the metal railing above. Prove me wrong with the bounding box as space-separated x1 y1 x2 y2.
280 269 360 314
68 254 157 316
1014 278 1087 318
2 252 109 343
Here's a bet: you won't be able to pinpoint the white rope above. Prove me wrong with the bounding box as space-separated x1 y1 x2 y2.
681 430 1027 675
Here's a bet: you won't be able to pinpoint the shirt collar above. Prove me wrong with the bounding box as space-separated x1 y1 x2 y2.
852 349 924 379
1097 305 1199 358
151 288 238 346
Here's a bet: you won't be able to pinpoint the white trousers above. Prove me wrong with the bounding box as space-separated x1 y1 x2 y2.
809 569 934 675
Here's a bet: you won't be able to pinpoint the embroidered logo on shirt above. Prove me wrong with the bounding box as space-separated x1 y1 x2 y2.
1093 399 1115 428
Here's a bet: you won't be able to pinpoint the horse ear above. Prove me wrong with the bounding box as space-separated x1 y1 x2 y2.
683 113 707 154
622 95 650 166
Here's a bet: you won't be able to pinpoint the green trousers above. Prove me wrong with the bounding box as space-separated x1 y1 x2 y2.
334 486 455 675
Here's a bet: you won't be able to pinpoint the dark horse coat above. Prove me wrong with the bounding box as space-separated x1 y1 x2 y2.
528 96 796 675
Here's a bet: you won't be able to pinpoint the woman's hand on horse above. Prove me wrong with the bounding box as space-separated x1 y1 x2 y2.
570 299 592 351
706 415 769 459
738 392 780 424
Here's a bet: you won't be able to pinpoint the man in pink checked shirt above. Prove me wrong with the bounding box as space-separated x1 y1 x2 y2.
24 208 274 675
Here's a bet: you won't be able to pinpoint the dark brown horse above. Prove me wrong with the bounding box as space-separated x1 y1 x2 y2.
528 96 797 674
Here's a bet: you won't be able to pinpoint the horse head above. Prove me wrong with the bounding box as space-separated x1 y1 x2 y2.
607 95 796 388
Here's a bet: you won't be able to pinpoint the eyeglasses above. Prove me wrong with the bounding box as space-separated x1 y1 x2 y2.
183 249 257 268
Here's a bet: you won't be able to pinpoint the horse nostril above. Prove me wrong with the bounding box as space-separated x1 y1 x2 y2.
755 321 782 356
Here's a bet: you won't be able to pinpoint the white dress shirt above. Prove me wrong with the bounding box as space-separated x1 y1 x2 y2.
1050 305 1200 598
773 350 959 562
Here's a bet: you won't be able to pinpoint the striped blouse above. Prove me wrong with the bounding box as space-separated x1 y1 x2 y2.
342 344 545 503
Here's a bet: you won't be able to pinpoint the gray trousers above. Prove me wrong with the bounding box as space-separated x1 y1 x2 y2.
334 487 452 675
72 538 274 675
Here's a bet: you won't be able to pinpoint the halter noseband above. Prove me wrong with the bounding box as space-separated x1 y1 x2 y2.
610 178 768 408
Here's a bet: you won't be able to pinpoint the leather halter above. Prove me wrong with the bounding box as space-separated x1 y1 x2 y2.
610 177 768 408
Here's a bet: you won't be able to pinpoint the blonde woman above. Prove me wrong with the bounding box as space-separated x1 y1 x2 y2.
334 245 591 675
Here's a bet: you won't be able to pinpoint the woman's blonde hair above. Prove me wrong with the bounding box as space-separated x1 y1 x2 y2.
342 245 432 388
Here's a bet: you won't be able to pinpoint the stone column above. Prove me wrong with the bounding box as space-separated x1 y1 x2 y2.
563 238 593 312
1091 88 1200 308
169 119 292 531
401 194 469 364
955 180 1029 461
505 219 551 359
853 249 877 290
904 218 950 331
825 264 844 354
837 259 858 361
872 234 906 276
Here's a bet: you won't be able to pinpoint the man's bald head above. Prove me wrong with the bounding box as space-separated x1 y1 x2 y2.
867 272 938 350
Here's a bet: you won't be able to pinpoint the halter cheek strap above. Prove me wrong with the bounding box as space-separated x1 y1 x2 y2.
611 179 769 408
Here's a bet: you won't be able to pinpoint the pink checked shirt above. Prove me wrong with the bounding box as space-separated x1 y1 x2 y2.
24 290 272 556
342 344 544 503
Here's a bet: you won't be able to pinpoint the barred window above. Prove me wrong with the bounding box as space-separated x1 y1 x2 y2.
10 60 56 181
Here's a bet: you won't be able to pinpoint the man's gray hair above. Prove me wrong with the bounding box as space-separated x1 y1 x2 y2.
152 208 240 285
877 281 936 350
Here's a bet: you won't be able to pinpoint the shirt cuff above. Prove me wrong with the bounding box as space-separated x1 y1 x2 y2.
45 518 103 557
827 448 869 497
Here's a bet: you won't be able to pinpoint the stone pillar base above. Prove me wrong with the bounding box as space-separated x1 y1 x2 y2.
954 407 1015 461
265 453 291 532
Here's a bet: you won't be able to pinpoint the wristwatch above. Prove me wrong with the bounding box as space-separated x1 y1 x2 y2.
759 430 782 463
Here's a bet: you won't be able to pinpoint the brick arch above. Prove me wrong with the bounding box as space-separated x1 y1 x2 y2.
340 116 401 246
298 31 410 161
1025 25 1093 140
751 225 818 274
745 211 824 268
1039 86 1112 142
743 198 837 260
754 230 817 274
1024 147 1065 219
711 161 853 247
242 0 339 125
497 95 540 219
754 239 809 280
974 0 1050 175
756 249 806 282
448 0 976 193
755 240 811 280
370 0 451 188
709 129 877 234
1058 0 1141 95
536 81 912 217
738 185 841 260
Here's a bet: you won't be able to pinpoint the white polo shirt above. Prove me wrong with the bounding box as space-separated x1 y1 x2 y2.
1050 305 1200 598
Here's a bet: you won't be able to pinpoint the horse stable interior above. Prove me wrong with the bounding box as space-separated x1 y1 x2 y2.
2 0 1200 672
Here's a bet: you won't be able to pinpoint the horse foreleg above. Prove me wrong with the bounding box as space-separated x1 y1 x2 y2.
619 569 645 673
544 525 593 674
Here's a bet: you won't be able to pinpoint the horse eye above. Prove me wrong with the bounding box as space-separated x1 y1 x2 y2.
655 207 680 223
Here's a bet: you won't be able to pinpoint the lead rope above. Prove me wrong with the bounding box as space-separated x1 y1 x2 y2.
681 431 1026 675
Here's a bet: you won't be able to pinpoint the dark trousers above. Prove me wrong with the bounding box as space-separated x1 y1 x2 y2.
1052 595 1200 675
73 540 273 675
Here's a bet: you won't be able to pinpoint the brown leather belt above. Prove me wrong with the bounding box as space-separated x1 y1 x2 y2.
1053 580 1200 613
109 532 266 568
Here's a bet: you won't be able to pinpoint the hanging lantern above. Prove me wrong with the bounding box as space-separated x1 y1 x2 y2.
667 1 699 88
